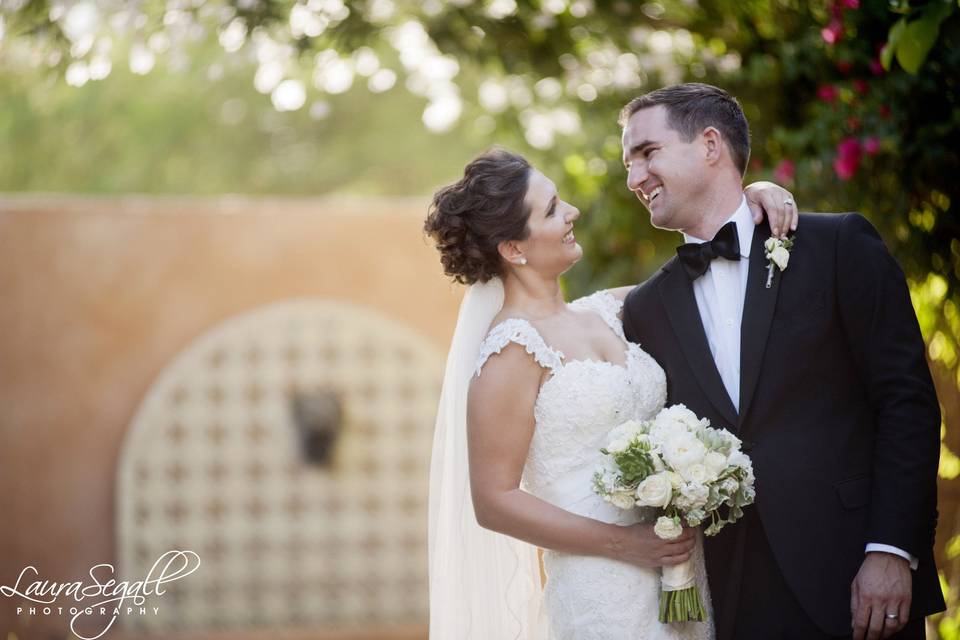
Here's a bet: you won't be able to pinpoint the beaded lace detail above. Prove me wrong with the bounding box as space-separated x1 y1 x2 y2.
474 290 713 640
475 318 564 377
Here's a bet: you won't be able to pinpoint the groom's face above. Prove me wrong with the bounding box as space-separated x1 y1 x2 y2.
621 105 706 232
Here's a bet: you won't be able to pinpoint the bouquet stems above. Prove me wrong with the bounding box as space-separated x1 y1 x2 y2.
658 585 706 623
659 558 706 623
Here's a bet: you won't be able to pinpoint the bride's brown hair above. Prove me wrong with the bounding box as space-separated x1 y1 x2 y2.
424 149 532 285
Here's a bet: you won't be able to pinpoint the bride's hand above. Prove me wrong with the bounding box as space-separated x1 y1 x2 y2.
616 523 697 568
744 180 798 239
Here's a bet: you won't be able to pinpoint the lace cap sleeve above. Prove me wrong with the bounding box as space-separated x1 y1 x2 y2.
475 318 564 377
569 290 626 339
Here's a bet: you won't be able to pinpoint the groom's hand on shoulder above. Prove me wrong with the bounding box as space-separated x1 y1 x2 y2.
851 551 912 640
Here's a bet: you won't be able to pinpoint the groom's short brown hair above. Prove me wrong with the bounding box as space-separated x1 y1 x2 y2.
619 83 751 176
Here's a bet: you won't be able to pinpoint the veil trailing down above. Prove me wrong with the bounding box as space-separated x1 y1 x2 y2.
427 277 546 640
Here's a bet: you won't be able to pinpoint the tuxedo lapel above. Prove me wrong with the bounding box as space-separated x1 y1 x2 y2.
738 226 783 426
658 259 739 427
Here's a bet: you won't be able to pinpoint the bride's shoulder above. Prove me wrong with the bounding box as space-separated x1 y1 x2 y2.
475 317 564 379
569 289 628 327
604 286 635 302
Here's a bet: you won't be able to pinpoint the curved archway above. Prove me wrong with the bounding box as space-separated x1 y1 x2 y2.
116 299 441 633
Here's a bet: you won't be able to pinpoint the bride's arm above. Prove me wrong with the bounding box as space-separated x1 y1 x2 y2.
467 343 695 568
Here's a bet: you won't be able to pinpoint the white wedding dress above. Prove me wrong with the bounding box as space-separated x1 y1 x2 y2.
475 291 714 640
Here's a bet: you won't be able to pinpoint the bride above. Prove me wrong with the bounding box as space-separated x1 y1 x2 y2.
425 149 796 639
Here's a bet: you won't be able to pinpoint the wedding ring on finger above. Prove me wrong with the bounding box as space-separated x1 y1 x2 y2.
885 613 899 621
783 197 795 206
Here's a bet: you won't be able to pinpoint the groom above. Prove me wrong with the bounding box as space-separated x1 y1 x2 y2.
619 83 944 640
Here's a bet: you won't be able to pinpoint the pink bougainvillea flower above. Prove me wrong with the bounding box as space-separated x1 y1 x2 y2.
864 137 881 155
841 0 860 9
821 20 843 44
834 138 863 180
818 84 839 102
774 159 795 183
869 57 885 75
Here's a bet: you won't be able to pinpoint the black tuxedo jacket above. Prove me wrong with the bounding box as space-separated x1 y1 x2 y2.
622 213 944 636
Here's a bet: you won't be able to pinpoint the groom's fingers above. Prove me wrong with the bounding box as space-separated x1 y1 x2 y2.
851 580 860 630
881 598 910 638
852 597 869 640
866 604 886 640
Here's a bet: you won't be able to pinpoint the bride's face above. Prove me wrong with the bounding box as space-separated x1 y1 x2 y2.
516 169 583 275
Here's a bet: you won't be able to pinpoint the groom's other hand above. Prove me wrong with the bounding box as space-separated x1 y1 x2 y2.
851 551 912 640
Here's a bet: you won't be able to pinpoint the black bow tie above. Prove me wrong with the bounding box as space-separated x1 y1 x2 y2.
676 221 741 281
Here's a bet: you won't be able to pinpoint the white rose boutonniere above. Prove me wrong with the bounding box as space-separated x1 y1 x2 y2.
763 235 795 288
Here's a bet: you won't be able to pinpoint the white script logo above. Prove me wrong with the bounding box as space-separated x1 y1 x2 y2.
1 549 201 640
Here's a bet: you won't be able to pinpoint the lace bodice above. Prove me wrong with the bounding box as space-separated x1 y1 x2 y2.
474 290 712 640
475 290 668 507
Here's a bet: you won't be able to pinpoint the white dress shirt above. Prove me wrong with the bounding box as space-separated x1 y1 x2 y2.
683 197 917 569
682 197 753 413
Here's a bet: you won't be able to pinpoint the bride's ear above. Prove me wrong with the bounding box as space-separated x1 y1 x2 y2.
498 240 526 266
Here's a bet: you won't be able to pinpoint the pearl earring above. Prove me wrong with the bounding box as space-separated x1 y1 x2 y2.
519 257 527 265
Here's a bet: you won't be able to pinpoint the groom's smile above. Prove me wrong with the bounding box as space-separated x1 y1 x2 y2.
639 184 663 205
621 104 711 232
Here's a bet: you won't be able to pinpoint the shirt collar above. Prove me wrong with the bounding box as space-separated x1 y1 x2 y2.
681 196 753 259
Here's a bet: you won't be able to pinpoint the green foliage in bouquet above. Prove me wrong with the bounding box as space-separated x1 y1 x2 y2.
599 437 655 486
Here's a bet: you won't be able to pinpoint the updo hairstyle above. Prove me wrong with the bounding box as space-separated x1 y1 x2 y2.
424 149 533 285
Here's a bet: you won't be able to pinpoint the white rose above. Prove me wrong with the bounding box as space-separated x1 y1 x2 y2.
728 451 755 481
608 419 645 443
636 472 673 508
606 435 632 454
771 245 790 271
662 433 707 470
704 451 728 477
659 404 701 430
724 431 743 451
728 450 750 468
665 471 684 488
676 482 709 510
681 463 711 485
764 237 777 253
609 490 636 510
650 405 695 440
653 516 683 540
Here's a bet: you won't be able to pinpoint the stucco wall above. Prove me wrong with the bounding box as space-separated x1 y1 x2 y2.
0 195 462 640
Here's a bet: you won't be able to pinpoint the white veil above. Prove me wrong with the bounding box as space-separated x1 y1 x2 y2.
428 277 546 639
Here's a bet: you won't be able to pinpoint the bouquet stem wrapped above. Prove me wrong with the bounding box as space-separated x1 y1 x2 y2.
660 558 705 622
593 405 756 625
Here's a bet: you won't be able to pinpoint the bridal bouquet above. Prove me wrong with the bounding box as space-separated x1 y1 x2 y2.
592 404 755 623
